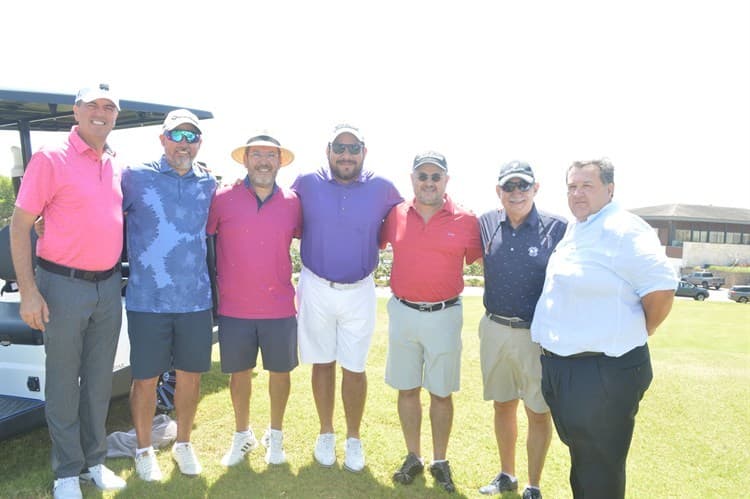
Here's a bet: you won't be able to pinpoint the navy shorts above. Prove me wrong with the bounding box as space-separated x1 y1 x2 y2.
218 315 298 374
127 310 213 379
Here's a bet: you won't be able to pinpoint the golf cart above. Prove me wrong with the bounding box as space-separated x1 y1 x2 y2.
0 87 213 440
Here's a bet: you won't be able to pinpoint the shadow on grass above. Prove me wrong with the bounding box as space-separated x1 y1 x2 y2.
103 358 252 435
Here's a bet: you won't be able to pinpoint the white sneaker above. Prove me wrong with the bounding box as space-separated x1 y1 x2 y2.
344 437 365 472
135 448 163 481
261 428 287 465
313 433 336 467
79 463 126 491
53 477 82 499
172 442 202 475
220 430 259 466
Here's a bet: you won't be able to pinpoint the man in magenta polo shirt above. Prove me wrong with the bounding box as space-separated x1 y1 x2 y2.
10 84 127 498
292 124 402 472
207 133 301 468
381 151 482 493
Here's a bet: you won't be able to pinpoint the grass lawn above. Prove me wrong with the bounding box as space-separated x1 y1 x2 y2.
1 297 748 498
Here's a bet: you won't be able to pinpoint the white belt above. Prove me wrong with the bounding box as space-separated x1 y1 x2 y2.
302 266 372 290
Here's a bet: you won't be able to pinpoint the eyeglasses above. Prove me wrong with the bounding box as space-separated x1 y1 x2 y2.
248 151 279 161
330 142 363 155
416 172 444 182
165 130 201 144
500 180 533 192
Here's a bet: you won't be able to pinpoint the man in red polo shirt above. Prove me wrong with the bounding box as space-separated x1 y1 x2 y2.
207 133 301 468
380 151 482 493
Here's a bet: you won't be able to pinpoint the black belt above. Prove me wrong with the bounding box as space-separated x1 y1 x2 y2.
486 312 530 329
38 257 120 283
397 297 459 312
541 347 604 359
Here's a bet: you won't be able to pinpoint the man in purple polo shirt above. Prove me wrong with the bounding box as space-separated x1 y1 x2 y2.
292 124 402 472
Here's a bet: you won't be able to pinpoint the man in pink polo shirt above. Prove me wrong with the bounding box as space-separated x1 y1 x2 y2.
10 84 127 499
206 133 302 468
380 151 482 494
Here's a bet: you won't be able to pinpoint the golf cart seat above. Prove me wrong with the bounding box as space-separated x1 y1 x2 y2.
0 225 42 346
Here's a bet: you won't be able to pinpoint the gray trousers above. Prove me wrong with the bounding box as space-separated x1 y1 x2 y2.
37 267 122 478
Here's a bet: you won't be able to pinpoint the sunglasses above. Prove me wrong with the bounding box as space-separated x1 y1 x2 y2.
416 172 444 182
165 129 201 144
500 180 533 192
330 142 363 155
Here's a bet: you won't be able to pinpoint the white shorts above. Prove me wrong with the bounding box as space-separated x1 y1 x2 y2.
296 267 376 373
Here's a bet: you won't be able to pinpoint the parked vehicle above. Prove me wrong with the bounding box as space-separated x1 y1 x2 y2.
675 281 710 301
0 87 212 441
681 271 725 290
728 285 750 303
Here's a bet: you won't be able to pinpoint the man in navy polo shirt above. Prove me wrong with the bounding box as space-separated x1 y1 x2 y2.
477 161 567 499
291 124 402 473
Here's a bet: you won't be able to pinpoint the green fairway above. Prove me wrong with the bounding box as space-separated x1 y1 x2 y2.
1 297 748 498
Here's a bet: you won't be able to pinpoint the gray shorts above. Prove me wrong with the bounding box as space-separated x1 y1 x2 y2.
127 310 213 379
218 315 299 373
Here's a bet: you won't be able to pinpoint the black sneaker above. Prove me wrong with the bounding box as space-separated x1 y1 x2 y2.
392 452 424 485
429 461 456 493
522 486 543 499
478 472 518 495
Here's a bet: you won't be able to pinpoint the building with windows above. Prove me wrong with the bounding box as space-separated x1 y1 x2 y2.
630 204 750 264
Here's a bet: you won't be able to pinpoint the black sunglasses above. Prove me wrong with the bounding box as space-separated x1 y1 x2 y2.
330 142 363 155
165 130 201 144
500 180 533 193
416 172 444 182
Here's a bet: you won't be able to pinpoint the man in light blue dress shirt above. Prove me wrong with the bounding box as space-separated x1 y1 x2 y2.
531 158 677 499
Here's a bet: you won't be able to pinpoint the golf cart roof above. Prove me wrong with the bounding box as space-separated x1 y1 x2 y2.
0 86 213 172
0 87 213 132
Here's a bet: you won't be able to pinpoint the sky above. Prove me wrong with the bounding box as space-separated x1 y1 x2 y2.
2 1 749 219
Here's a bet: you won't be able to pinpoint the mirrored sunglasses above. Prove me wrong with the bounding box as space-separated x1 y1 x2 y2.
165 129 201 144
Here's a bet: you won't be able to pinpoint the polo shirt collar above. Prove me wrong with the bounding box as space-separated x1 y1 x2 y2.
69 125 115 157
243 176 279 203
498 203 540 230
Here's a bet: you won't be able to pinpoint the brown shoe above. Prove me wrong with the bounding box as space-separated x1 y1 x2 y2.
392 452 424 485
429 460 456 493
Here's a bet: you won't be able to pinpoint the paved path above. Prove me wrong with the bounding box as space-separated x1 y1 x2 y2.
376 286 484 298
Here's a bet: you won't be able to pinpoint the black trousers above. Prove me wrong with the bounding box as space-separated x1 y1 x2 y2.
541 344 652 499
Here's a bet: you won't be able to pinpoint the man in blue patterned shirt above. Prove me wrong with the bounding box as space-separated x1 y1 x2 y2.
477 161 567 499
123 110 216 482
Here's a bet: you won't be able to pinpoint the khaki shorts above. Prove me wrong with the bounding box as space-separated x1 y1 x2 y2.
478 314 548 413
385 296 463 398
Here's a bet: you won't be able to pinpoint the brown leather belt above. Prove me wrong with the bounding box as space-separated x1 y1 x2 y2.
38 257 120 283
